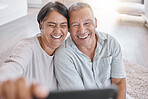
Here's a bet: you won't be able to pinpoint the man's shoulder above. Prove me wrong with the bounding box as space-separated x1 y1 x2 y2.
55 37 76 58
97 31 115 40
99 31 119 42
57 36 73 49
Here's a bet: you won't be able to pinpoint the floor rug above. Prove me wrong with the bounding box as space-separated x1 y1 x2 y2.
124 60 148 99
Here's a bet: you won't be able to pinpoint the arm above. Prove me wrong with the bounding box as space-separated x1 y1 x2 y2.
0 40 32 81
109 37 126 99
54 49 84 90
111 78 126 99
0 40 48 99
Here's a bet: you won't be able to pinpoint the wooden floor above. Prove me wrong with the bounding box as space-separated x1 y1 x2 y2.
0 8 148 68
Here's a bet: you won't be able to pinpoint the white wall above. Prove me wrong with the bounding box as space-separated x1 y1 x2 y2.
0 0 27 26
27 0 42 8
145 0 148 18
27 0 49 8
144 0 148 24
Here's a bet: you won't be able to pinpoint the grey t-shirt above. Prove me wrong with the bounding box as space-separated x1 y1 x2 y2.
0 35 57 91
54 31 126 90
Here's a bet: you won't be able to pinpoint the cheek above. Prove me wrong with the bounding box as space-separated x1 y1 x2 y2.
44 26 54 32
70 28 77 35
90 25 96 30
88 26 96 33
44 31 51 37
63 29 68 34
70 33 77 39
46 29 55 36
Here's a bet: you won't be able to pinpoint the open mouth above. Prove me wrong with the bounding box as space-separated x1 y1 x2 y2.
51 35 62 39
77 34 89 39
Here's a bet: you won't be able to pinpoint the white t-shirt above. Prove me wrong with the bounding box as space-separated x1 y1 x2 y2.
0 34 57 91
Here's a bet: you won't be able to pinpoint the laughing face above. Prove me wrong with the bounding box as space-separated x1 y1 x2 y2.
41 10 68 50
69 7 97 48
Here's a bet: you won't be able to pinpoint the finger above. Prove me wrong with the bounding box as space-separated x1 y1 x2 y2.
16 77 31 99
32 84 49 98
3 80 16 99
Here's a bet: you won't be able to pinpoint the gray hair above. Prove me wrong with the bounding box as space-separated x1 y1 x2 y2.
69 2 95 18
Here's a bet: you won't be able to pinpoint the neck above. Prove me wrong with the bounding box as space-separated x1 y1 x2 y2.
38 36 55 56
77 36 97 62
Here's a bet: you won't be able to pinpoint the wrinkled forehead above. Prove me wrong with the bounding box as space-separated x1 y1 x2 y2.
69 6 94 17
69 8 94 22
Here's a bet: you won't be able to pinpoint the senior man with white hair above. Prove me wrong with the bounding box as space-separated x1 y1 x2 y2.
54 2 126 99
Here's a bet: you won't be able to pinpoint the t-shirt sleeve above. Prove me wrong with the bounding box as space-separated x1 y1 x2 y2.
110 37 126 78
0 40 32 81
54 48 85 90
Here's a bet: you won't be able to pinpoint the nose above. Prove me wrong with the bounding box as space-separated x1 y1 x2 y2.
78 25 85 34
53 26 61 34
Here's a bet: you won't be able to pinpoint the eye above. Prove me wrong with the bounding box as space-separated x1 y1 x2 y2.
84 22 90 26
48 24 55 27
61 24 67 28
72 24 79 27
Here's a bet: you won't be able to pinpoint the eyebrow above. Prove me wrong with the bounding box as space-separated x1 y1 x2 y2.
47 22 56 24
47 22 67 24
71 22 78 25
61 22 67 24
71 19 92 25
84 19 91 22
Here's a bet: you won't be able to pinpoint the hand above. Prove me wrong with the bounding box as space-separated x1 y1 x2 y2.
0 77 49 99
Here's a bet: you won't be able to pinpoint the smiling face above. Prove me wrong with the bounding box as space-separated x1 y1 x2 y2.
69 7 97 48
40 10 68 50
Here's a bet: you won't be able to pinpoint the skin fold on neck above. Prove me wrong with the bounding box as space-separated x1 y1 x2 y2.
77 34 97 62
38 36 55 56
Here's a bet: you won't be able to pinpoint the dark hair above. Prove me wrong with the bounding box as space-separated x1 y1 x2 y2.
37 1 69 29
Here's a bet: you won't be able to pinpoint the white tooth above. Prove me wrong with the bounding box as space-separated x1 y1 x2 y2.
78 35 88 39
52 35 62 39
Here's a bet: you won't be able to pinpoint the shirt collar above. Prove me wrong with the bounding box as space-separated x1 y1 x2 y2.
96 31 107 45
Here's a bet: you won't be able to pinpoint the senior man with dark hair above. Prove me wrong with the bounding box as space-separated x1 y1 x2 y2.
54 2 126 99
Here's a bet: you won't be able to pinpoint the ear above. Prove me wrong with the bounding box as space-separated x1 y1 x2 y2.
39 21 44 30
94 17 97 28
